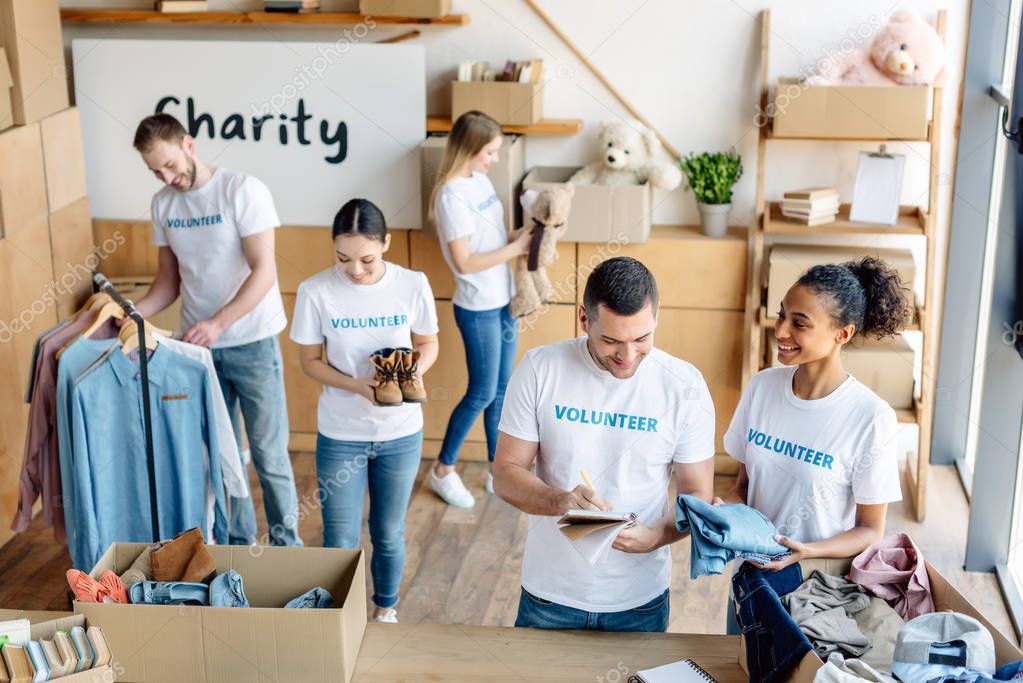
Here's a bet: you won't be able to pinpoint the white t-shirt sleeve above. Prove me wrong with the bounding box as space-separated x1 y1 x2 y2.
434 189 476 244
724 377 753 463
151 195 168 247
410 272 439 336
674 372 717 463
851 409 903 504
233 176 281 238
288 283 324 346
497 354 540 443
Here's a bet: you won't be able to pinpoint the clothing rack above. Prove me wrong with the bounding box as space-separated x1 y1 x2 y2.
92 273 160 541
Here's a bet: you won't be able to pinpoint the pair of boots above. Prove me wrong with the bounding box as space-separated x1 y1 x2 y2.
120 527 216 588
371 347 426 407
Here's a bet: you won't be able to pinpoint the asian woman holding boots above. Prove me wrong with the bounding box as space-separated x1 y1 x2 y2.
290 198 439 623
717 257 912 634
428 110 532 508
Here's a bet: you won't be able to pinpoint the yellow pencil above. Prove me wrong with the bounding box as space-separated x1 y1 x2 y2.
580 468 595 491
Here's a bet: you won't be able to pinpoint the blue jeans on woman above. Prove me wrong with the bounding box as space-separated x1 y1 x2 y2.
438 304 517 464
514 588 670 632
316 430 422 610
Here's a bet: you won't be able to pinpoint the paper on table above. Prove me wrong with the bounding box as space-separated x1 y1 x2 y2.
849 151 906 225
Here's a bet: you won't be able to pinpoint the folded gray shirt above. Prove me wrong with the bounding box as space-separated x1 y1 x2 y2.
783 571 874 659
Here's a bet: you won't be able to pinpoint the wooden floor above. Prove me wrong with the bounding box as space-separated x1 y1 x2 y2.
0 457 1015 643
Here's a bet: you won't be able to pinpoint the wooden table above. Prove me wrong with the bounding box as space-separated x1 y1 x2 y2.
354 622 748 682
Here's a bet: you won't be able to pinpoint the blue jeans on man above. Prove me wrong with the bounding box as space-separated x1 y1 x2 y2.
438 304 517 464
514 588 670 632
316 430 422 610
211 336 302 547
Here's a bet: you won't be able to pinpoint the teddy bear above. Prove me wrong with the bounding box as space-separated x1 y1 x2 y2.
568 120 682 191
510 185 574 319
808 10 944 86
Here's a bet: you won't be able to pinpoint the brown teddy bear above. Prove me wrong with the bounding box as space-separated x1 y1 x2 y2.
510 184 575 319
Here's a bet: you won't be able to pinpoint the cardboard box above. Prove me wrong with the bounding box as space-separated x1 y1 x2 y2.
737 558 1023 682
0 0 69 126
771 79 930 140
0 611 118 682
452 80 543 126
358 0 451 18
766 244 916 320
770 334 916 409
0 47 12 131
49 197 94 320
420 133 524 236
76 543 367 683
40 107 88 213
523 166 652 244
0 122 48 236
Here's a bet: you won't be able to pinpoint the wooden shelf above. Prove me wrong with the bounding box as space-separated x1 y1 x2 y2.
758 305 922 332
765 203 927 236
60 9 470 26
766 120 931 143
426 116 583 136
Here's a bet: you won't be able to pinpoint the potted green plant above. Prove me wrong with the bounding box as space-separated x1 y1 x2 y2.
680 150 743 237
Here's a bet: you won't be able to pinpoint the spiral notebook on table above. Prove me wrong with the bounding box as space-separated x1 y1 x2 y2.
627 658 717 682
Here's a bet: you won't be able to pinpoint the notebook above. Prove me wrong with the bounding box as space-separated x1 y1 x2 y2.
628 658 717 682
557 510 637 566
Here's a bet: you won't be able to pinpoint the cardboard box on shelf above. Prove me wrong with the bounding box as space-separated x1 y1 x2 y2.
0 611 117 682
741 557 1023 682
769 333 915 409
358 0 451 18
766 244 916 320
420 133 524 236
40 107 88 213
523 166 652 244
452 80 543 126
0 122 48 236
0 48 12 131
0 0 69 126
76 544 367 683
771 79 931 140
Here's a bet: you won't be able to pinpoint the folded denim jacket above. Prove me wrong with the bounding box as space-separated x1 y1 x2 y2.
732 561 812 683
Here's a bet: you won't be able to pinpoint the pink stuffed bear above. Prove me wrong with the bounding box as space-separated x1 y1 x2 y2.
810 10 944 86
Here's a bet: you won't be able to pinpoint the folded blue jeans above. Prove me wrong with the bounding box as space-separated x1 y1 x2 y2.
284 587 335 609
316 430 421 610
514 588 669 633
129 580 210 606
210 570 249 607
732 562 812 683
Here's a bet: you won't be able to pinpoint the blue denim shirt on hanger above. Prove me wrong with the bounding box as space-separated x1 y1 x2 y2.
732 561 812 683
68 344 227 569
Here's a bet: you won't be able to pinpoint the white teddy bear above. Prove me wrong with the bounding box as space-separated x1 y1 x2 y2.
569 120 682 190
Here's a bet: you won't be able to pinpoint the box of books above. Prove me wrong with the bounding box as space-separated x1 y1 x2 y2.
358 0 450 19
451 59 544 126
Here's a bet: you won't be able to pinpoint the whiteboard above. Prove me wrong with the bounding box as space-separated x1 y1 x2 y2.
72 39 425 228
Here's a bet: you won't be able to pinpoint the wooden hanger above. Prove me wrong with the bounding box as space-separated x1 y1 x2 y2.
70 292 112 322
119 317 171 356
56 301 126 360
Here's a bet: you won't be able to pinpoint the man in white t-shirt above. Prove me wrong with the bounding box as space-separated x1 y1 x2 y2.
131 114 301 547
493 256 716 632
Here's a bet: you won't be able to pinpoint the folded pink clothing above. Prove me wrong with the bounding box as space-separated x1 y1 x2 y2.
847 532 934 620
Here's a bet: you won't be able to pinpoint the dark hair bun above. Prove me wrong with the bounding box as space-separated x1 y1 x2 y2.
842 256 912 338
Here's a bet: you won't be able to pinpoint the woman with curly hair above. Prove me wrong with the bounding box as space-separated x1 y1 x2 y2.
718 257 912 603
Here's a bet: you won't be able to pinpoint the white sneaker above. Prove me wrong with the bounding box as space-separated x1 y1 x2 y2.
486 472 494 494
373 608 398 623
429 469 476 508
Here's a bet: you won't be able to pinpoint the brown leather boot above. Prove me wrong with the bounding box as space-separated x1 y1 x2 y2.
396 347 427 403
149 527 217 584
370 348 404 407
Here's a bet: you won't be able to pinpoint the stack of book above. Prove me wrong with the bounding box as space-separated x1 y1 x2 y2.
456 59 543 84
265 0 321 12
155 0 208 10
781 187 840 226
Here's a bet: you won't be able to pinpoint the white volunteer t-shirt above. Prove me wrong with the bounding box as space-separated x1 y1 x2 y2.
499 337 716 612
724 366 902 544
151 167 287 348
434 172 512 311
289 263 439 442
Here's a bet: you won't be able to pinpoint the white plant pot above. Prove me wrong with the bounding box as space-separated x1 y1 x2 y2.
697 202 732 238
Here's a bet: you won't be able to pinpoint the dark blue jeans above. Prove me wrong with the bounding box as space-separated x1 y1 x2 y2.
437 304 517 464
732 562 811 683
514 588 669 632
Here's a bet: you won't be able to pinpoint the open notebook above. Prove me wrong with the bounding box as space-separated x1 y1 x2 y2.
627 659 717 682
557 510 637 565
